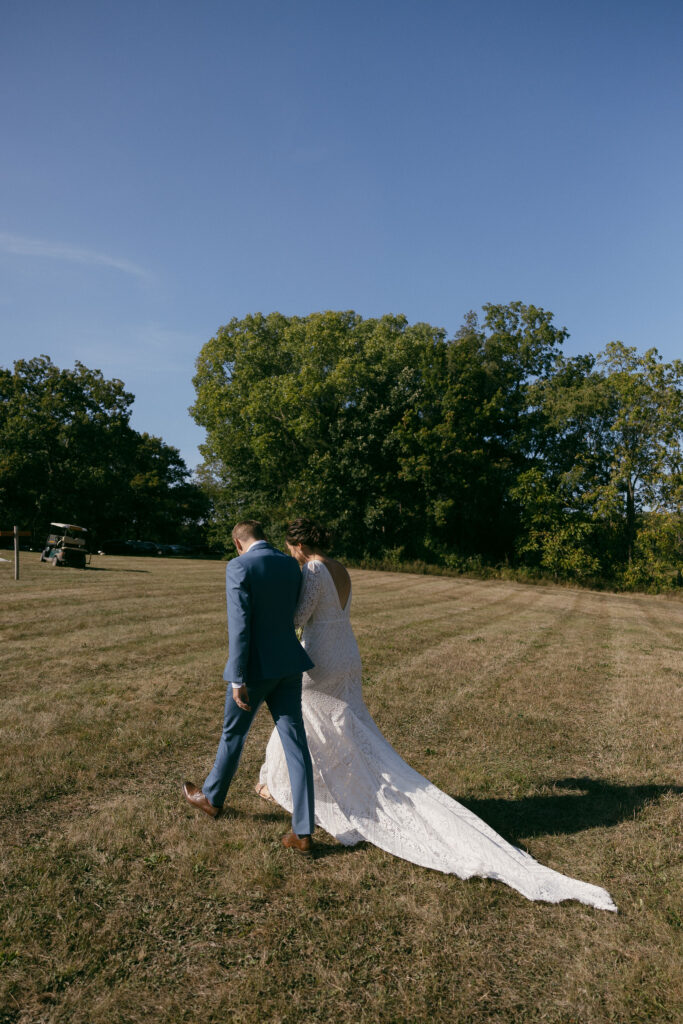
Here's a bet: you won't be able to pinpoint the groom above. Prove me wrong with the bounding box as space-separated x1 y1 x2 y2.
183 519 316 854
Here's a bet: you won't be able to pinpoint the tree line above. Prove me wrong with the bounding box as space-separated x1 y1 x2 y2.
0 356 207 550
3 304 681 588
191 304 683 590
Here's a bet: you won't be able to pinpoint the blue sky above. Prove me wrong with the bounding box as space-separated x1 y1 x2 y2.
2 0 682 470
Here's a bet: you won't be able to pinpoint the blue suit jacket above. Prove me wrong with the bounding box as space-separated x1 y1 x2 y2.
223 541 314 684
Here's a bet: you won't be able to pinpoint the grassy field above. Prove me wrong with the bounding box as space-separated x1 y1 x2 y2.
1 554 681 1024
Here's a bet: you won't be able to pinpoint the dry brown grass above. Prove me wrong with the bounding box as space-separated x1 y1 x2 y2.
1 554 681 1023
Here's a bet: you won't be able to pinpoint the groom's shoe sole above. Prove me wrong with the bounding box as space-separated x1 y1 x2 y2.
183 781 221 819
281 831 314 856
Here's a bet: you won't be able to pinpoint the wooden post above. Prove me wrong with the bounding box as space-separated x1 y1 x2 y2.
1 529 30 577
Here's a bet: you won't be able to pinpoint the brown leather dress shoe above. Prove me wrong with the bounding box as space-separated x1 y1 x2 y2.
281 831 314 856
183 781 221 819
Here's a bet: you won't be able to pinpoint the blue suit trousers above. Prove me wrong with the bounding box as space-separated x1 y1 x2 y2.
202 671 315 836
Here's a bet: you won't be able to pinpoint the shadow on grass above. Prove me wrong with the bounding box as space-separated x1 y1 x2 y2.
84 566 150 573
249 808 371 858
311 843 370 861
247 778 682 857
459 777 683 844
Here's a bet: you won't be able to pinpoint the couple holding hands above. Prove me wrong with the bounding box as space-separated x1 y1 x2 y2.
184 518 616 911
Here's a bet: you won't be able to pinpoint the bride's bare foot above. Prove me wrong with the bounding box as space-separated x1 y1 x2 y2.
255 782 275 803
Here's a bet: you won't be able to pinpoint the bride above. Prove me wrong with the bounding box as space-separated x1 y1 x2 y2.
257 518 617 911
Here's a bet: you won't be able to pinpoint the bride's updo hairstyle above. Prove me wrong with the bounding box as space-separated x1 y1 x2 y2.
286 518 331 552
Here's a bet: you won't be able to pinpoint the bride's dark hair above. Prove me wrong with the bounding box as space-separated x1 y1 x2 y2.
286 517 331 551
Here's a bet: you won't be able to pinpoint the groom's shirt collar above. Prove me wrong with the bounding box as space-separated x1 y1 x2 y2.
242 539 269 553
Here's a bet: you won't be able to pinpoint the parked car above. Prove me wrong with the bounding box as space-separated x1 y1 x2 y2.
100 539 167 556
99 538 205 557
40 523 89 568
135 540 163 555
100 539 133 555
154 543 176 556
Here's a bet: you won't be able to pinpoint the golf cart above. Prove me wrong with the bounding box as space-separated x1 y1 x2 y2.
40 523 89 568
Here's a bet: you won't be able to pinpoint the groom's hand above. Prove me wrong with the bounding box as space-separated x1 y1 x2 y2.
232 684 252 711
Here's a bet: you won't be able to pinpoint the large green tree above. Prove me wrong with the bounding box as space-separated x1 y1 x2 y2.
191 304 567 559
512 343 683 583
192 307 682 584
594 343 683 566
0 355 206 546
192 311 447 553
394 302 568 559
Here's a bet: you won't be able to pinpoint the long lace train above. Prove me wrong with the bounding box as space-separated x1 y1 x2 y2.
260 561 617 911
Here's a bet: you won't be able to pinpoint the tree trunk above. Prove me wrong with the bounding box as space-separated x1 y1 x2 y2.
626 478 636 564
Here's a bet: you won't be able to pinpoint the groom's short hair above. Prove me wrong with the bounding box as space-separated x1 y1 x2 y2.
232 520 265 544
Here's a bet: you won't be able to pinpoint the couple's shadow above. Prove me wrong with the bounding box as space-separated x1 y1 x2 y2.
252 776 681 855
459 776 681 845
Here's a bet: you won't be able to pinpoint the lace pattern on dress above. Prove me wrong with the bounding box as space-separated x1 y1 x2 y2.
294 563 324 628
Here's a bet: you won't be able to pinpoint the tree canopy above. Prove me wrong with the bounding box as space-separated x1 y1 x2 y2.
0 355 207 547
192 305 683 588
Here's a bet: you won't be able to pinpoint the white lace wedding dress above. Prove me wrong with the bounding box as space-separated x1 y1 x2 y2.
259 561 617 911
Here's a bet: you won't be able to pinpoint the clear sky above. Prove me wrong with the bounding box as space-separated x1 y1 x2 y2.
2 0 682 470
